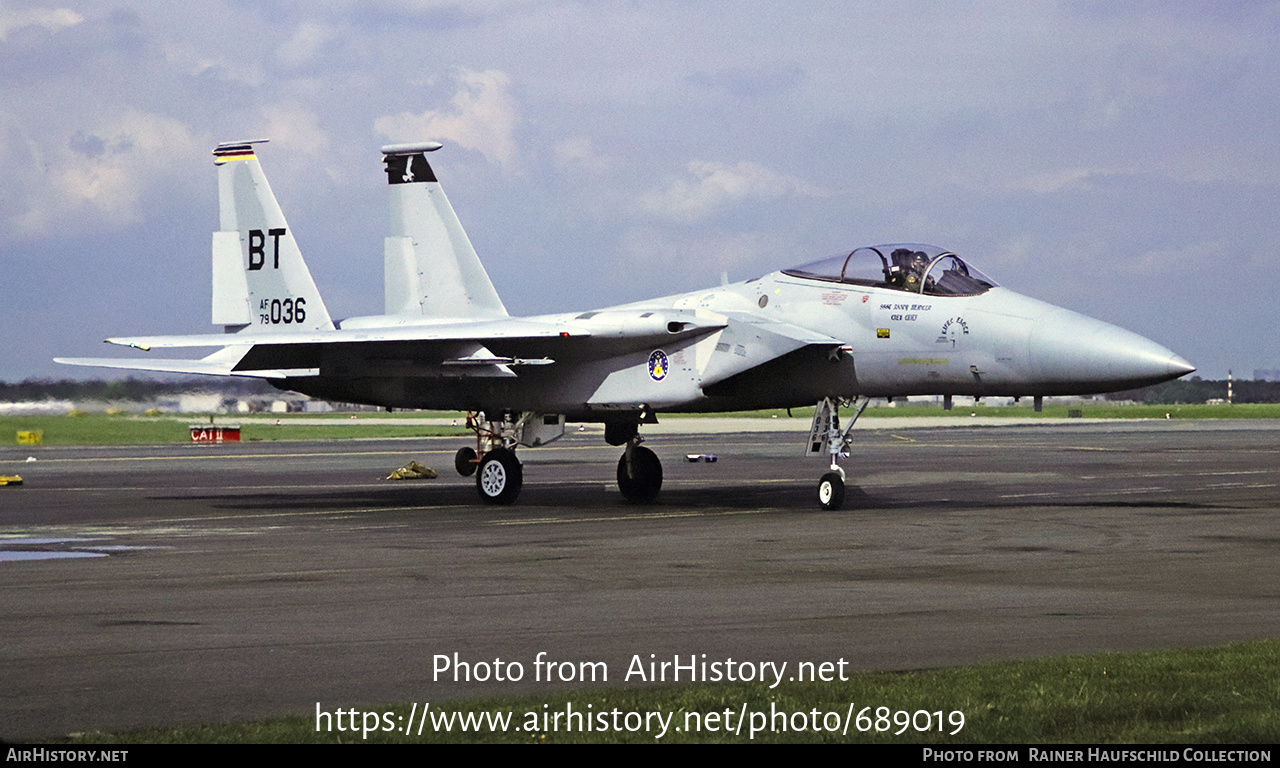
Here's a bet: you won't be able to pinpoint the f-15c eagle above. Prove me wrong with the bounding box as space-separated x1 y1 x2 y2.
58 141 1194 509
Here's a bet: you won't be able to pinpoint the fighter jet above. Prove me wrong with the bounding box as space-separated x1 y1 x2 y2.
58 141 1195 509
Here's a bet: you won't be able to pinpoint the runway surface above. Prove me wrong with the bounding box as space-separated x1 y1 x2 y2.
2 419 1278 739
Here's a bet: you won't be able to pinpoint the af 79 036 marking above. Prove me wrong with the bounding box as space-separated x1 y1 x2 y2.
258 297 307 325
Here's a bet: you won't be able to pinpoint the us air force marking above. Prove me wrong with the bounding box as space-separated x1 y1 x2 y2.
648 350 668 382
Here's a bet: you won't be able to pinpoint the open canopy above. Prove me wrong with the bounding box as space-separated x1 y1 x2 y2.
782 244 998 296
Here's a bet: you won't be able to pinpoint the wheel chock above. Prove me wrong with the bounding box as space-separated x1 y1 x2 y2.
386 461 439 480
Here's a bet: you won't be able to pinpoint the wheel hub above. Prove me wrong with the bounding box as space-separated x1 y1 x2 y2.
480 462 506 496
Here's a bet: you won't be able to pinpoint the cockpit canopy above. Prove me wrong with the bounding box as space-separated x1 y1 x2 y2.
782 244 998 296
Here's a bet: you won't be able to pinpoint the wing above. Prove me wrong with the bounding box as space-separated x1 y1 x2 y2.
62 311 731 380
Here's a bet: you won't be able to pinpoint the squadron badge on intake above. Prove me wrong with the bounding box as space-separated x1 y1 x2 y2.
648 350 669 382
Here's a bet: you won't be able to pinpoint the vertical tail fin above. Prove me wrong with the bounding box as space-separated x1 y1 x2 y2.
211 141 335 333
381 142 508 319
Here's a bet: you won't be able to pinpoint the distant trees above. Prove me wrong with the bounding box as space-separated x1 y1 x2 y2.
0 378 277 402
1104 377 1280 404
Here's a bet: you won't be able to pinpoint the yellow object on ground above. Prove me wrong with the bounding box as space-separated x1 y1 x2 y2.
17 431 42 445
386 461 438 480
0 476 23 486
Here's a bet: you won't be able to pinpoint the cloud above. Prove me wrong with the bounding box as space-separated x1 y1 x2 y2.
1125 240 1224 275
638 160 821 223
374 68 517 166
259 103 330 154
1012 167 1132 195
686 64 805 100
277 20 337 68
9 109 200 236
553 135 615 175
0 3 82 41
617 225 795 289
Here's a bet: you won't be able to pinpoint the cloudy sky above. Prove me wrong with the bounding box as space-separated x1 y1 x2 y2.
2 0 1277 381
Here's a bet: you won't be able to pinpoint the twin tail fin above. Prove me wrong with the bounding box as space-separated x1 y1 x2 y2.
381 142 508 319
211 141 335 333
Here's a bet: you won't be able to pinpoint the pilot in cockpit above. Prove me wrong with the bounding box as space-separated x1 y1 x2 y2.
888 248 930 292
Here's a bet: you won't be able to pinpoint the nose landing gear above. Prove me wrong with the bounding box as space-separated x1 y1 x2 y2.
806 396 869 510
818 471 845 510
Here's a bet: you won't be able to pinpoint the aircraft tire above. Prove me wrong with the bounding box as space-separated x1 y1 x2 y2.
617 446 662 503
455 446 477 477
476 447 522 505
818 472 845 510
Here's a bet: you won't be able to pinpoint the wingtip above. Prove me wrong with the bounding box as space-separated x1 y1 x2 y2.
105 338 151 351
381 141 443 156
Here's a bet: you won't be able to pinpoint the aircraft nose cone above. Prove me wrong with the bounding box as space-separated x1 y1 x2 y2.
1030 309 1194 393
1167 353 1196 379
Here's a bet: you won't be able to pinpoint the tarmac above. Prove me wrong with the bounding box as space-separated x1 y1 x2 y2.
209 412 1134 432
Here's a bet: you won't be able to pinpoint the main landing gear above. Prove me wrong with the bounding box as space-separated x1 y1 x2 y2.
453 412 665 506
456 412 524 505
617 441 662 502
476 447 522 505
607 421 662 503
806 396 869 510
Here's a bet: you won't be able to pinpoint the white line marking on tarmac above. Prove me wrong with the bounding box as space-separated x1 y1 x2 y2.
1079 470 1273 480
492 509 771 526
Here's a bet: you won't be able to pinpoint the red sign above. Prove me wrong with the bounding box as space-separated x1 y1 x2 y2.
189 426 241 443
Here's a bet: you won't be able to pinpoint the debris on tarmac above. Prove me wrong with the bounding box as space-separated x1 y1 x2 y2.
0 476 23 486
386 461 438 480
685 454 718 463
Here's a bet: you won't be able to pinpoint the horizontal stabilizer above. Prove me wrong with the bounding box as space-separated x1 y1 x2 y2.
53 357 242 376
54 346 268 378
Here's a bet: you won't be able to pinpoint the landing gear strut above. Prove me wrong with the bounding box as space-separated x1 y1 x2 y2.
807 396 869 510
458 411 525 505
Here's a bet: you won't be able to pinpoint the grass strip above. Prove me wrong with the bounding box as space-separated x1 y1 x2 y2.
1 414 468 445
5 403 1280 447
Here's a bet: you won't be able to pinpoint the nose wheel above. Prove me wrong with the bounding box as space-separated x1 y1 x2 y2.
818 471 845 510
806 396 868 510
